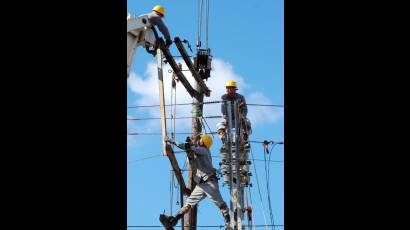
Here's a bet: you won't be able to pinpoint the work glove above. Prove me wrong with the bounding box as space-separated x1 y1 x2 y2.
175 141 191 151
165 137 176 145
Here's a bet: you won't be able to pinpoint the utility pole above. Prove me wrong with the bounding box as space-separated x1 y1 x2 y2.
227 101 246 230
184 85 202 230
158 34 211 230
226 102 234 230
180 0 213 228
233 101 244 230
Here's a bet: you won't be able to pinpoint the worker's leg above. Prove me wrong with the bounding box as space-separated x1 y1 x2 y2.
200 179 230 228
216 120 226 135
163 185 207 228
216 120 227 143
185 184 207 207
219 202 231 229
201 180 225 207
241 118 251 149
246 118 252 136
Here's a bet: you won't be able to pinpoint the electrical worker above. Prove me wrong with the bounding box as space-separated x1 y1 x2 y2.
216 80 252 149
140 5 173 48
160 134 231 230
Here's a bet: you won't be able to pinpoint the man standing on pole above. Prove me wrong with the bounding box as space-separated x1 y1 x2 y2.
217 80 252 150
160 134 230 230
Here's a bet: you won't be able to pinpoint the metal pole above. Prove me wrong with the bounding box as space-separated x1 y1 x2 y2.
197 0 203 48
180 183 184 230
156 48 167 155
234 101 243 230
226 102 234 230
205 0 209 49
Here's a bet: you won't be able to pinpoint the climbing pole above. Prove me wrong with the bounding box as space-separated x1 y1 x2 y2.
221 100 252 230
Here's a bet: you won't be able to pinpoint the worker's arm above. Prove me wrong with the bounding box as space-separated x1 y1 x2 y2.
149 16 171 41
190 146 209 156
174 142 207 157
174 141 191 150
221 95 227 117
239 95 248 117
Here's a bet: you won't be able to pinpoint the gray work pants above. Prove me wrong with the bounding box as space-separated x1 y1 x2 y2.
186 179 225 208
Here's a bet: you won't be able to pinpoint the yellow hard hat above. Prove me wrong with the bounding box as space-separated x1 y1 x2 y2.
225 80 238 88
200 134 213 148
152 5 165 16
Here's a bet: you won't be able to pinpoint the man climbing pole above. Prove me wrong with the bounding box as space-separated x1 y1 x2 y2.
216 80 252 151
140 5 173 48
160 134 231 230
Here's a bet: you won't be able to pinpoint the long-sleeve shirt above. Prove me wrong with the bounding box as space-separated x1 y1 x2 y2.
221 93 248 118
176 142 216 184
140 11 171 41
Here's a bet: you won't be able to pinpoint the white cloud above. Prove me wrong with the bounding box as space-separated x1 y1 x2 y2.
247 92 284 126
127 58 283 137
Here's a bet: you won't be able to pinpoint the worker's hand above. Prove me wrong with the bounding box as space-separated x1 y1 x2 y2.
175 141 191 151
165 137 176 145
166 140 174 145
165 39 173 48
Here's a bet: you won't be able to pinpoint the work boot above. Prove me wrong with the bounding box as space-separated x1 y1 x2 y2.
159 213 182 230
159 214 175 230
219 205 231 230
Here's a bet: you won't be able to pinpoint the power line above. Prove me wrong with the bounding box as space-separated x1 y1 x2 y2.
129 156 283 164
128 140 282 148
249 140 284 145
128 153 283 164
127 224 284 228
128 132 166 135
127 151 187 164
127 132 218 136
263 144 276 230
128 154 161 162
250 147 269 230
127 115 222 121
127 101 284 109
247 104 284 107
211 156 283 163
127 100 223 109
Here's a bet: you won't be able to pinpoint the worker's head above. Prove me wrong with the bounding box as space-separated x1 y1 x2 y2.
152 5 165 17
200 134 213 149
225 80 238 96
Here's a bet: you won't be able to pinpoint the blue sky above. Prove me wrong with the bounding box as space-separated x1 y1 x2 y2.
127 0 284 229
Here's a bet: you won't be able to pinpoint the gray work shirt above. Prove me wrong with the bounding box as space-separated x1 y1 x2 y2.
140 11 171 41
221 93 248 118
176 143 216 184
